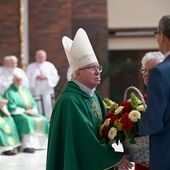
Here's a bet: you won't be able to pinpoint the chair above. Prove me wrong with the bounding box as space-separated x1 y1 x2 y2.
51 92 58 107
33 95 45 116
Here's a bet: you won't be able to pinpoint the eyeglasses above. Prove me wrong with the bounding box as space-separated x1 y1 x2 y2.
79 65 103 73
140 68 150 74
154 31 160 37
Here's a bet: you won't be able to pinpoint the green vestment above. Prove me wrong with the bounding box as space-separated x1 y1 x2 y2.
46 82 124 170
0 95 20 148
4 84 49 137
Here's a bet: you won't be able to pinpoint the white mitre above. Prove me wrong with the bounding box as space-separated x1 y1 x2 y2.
62 28 98 72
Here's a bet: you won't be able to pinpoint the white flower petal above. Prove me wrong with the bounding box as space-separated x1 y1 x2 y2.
103 118 111 126
114 106 124 115
108 127 117 140
128 110 141 122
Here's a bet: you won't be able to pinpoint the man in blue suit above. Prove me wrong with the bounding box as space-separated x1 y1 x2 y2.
138 15 170 170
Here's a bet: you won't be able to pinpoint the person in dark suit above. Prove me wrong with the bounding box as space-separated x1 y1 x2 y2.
138 15 170 170
46 28 133 170
135 51 164 170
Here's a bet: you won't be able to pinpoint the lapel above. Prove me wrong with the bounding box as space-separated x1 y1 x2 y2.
164 54 170 61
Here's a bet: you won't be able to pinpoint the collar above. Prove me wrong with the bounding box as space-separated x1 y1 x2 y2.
164 51 170 58
14 85 23 91
72 80 95 96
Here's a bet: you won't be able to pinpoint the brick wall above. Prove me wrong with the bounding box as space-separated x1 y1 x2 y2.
71 0 109 97
0 0 109 97
29 0 72 92
0 0 20 65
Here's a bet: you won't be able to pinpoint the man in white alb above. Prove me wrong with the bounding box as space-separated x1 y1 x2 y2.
26 50 60 119
0 55 29 95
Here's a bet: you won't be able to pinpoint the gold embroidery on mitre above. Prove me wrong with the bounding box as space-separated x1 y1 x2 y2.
8 137 15 145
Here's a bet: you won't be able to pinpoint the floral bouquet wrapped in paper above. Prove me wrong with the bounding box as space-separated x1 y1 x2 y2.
99 86 149 162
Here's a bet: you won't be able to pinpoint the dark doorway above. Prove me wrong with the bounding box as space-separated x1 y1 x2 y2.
102 49 157 103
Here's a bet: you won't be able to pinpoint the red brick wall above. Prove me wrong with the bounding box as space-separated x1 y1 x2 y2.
0 0 109 97
28 0 72 91
0 0 20 65
71 0 109 97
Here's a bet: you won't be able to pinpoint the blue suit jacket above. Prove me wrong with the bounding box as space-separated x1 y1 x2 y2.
139 54 170 170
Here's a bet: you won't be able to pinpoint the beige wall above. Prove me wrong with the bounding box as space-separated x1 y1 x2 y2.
108 37 158 50
107 0 170 50
107 0 170 28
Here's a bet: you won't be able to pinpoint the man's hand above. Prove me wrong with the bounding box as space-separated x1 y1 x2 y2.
0 99 8 108
36 74 47 80
116 155 133 170
24 109 36 116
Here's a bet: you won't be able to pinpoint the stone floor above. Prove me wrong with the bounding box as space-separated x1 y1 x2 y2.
0 149 47 170
0 146 134 170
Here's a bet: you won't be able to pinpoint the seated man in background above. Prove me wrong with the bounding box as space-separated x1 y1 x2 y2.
0 95 21 155
4 73 49 153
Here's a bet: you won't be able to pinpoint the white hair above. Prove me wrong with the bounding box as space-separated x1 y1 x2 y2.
4 56 11 61
13 72 23 79
141 51 165 69
10 55 18 62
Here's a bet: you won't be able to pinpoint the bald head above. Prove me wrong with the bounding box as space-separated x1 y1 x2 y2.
3 56 11 67
3 55 18 68
35 50 47 63
9 55 18 68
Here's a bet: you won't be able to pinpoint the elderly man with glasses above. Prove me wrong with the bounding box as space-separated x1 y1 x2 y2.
46 28 133 170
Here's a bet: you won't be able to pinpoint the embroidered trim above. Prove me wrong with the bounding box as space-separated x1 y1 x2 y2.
85 98 101 120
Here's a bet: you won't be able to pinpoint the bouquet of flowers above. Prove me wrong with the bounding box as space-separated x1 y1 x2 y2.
99 92 145 145
99 86 149 162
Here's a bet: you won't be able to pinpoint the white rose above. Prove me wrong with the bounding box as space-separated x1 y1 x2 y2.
137 105 145 112
128 110 141 122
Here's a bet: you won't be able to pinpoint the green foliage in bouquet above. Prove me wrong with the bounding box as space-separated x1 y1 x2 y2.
100 93 145 145
103 98 118 111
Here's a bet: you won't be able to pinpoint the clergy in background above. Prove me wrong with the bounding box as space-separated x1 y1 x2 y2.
0 95 21 155
0 55 29 95
4 73 49 153
26 50 60 119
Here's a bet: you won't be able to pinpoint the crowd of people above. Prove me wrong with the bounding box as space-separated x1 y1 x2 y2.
138 15 170 170
0 50 60 155
47 15 170 170
1 14 170 170
46 28 133 170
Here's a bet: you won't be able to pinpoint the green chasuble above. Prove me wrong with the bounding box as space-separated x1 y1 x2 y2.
46 82 124 170
4 84 49 137
0 95 20 148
